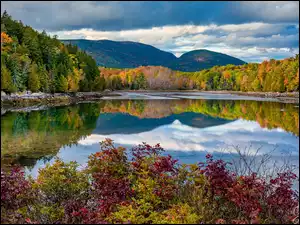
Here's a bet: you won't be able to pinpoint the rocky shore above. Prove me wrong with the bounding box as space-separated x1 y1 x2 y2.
202 91 299 103
117 90 299 103
1 90 298 115
1 90 120 115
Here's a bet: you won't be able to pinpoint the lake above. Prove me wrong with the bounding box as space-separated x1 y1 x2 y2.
1 93 299 184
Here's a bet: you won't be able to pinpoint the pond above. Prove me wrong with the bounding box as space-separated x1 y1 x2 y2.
1 96 299 185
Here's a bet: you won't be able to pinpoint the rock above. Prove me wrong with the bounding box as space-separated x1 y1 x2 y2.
103 89 112 95
1 108 7 115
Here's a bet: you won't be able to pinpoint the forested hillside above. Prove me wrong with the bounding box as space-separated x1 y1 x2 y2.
62 39 246 71
62 39 177 69
168 49 246 72
101 55 299 92
1 11 105 94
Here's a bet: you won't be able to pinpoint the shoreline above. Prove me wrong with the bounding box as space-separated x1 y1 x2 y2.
118 89 299 97
1 90 299 115
1 91 120 115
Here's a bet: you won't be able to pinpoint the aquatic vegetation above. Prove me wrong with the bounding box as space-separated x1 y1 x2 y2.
1 139 298 224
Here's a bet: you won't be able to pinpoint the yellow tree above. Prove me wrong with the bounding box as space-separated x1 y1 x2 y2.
67 69 80 92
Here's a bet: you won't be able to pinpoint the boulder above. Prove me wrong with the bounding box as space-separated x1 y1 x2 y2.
103 89 112 94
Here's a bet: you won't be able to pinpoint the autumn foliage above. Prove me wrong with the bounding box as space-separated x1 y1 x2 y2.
99 54 299 92
1 139 299 224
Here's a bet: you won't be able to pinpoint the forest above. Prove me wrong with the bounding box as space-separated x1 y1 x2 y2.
1 11 105 94
100 55 299 92
1 11 299 94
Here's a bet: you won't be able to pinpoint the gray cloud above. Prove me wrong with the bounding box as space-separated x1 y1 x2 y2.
1 1 299 31
1 1 299 62
47 22 299 62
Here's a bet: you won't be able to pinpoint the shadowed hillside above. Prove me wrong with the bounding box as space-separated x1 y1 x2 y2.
62 39 245 71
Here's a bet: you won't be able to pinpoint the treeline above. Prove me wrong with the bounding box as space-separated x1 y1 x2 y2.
102 68 148 90
192 57 299 92
101 55 299 92
1 11 106 94
100 66 192 90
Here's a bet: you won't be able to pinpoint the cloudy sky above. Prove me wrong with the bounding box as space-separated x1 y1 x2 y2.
1 1 299 62
26 119 299 178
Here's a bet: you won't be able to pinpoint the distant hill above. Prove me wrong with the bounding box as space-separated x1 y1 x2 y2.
61 39 246 71
169 50 246 72
61 39 177 69
94 112 232 135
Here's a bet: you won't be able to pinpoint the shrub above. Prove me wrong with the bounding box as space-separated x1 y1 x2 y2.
34 158 90 203
1 167 32 224
1 140 299 224
27 159 90 224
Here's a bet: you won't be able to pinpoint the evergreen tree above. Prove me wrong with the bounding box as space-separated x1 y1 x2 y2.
28 63 40 92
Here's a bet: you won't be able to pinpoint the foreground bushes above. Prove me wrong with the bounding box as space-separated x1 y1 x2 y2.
1 139 299 224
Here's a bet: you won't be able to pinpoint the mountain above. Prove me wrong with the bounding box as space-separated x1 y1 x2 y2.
61 39 246 72
169 50 246 72
94 112 232 135
61 39 177 68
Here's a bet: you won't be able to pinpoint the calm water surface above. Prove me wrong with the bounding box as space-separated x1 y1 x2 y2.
1 97 299 182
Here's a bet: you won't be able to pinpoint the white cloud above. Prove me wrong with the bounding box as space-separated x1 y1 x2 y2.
25 118 299 178
48 22 299 62
77 119 299 155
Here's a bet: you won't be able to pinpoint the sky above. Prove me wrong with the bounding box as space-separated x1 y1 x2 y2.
26 119 299 178
1 1 299 62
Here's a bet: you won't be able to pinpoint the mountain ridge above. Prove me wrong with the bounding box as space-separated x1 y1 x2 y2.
61 39 246 71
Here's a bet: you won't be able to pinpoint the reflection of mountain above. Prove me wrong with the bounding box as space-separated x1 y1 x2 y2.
101 99 299 136
94 112 233 135
1 98 298 170
81 119 299 155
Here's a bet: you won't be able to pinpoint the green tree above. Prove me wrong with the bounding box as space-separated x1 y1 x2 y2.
251 78 261 91
56 75 68 92
28 63 40 92
93 76 106 91
38 65 49 92
1 66 16 93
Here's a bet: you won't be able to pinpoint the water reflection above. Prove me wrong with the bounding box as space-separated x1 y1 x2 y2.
1 99 299 178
